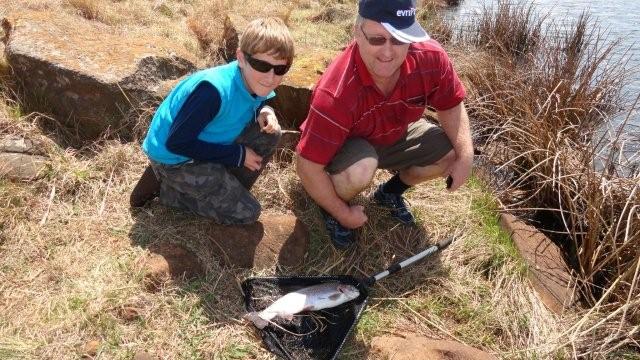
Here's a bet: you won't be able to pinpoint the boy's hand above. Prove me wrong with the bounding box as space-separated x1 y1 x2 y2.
244 146 263 171
257 107 281 134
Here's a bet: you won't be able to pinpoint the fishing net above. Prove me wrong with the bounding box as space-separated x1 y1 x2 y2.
241 275 369 360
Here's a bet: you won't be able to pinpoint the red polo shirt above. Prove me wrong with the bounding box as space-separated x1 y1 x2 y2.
296 40 466 165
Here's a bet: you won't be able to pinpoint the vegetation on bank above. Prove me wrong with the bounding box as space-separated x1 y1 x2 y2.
0 0 638 358
452 1 639 355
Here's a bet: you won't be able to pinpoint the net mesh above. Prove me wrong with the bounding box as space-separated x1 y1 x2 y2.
242 276 369 360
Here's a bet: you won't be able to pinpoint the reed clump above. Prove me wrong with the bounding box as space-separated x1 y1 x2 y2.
457 0 639 354
460 0 544 60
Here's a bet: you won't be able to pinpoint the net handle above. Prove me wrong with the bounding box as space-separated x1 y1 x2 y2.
363 236 453 287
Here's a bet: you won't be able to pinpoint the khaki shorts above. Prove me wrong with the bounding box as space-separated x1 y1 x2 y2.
326 120 453 174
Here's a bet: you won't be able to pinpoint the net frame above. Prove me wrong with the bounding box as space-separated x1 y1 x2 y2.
241 275 369 360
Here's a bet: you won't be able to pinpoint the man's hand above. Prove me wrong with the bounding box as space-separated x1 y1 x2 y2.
338 205 368 229
437 102 473 192
296 155 369 229
257 108 281 134
445 152 473 191
244 146 263 171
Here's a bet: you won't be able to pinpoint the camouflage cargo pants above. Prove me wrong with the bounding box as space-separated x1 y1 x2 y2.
150 121 281 224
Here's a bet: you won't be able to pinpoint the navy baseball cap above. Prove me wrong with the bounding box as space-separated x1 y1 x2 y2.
358 0 430 43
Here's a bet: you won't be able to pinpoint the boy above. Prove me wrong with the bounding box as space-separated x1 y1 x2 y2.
130 17 294 224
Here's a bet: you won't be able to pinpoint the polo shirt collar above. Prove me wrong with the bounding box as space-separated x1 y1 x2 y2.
231 60 275 102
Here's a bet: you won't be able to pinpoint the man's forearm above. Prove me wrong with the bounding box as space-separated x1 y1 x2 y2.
437 102 473 158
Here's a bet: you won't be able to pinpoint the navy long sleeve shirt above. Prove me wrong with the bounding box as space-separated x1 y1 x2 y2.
166 82 261 167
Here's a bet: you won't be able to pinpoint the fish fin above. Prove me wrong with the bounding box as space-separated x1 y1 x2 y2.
244 312 269 329
329 293 341 301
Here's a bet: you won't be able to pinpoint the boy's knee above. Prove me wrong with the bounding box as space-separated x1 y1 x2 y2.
218 197 261 224
231 203 261 224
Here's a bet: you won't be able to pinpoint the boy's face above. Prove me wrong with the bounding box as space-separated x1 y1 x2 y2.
237 50 289 97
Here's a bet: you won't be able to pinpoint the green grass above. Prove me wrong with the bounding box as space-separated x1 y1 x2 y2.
467 176 528 278
218 342 257 359
355 309 385 338
7 103 23 120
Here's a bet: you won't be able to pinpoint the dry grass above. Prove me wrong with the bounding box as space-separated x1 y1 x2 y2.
67 0 105 22
1 0 639 358
457 1 639 356
186 0 232 64
0 127 567 358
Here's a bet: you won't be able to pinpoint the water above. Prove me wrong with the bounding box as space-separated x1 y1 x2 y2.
447 0 640 168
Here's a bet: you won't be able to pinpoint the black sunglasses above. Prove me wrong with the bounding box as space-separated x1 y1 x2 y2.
243 52 291 76
360 24 407 46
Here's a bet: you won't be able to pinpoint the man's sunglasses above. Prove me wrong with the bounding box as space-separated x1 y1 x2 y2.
243 52 291 76
360 24 407 46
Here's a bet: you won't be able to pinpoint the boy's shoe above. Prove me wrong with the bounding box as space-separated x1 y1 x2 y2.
372 184 415 225
320 209 355 250
130 165 160 207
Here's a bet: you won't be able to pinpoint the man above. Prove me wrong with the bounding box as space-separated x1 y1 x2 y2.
295 0 473 249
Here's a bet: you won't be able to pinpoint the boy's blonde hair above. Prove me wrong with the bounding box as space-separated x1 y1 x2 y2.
240 17 294 64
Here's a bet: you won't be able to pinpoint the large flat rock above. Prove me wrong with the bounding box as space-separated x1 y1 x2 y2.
0 152 47 180
207 212 309 269
371 335 496 360
2 11 196 140
138 211 309 291
500 213 576 313
141 242 204 292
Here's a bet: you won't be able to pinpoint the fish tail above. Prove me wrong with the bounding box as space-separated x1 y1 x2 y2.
244 312 269 329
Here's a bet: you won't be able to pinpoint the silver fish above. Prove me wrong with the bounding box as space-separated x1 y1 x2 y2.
244 282 360 329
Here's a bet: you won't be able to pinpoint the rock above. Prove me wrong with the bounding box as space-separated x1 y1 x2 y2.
133 351 156 360
0 135 43 155
139 214 308 288
117 306 142 322
371 335 496 360
267 48 338 129
0 36 8 78
154 76 185 100
500 213 575 313
218 14 247 62
81 340 100 358
0 41 5 63
0 152 47 180
142 242 204 292
206 212 309 269
2 11 196 141
309 6 351 23
274 130 300 162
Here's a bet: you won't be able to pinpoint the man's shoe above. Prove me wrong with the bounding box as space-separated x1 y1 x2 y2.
130 165 160 207
320 209 355 250
372 184 415 225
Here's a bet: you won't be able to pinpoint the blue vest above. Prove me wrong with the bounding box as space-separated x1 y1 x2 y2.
142 61 275 164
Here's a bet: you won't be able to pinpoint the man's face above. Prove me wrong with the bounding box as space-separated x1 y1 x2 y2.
355 19 410 81
237 50 289 97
